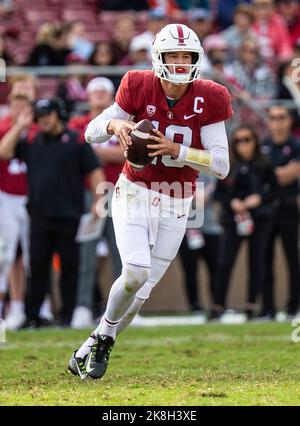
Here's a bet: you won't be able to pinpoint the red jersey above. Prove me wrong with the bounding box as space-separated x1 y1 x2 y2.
69 113 124 185
116 70 233 197
0 116 38 196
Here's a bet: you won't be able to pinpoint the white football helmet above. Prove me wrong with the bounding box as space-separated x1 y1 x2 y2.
152 23 204 85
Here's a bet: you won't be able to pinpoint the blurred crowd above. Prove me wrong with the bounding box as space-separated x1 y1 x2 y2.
0 0 300 329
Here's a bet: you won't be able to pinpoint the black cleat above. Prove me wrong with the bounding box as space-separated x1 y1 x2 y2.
85 335 115 380
68 351 88 380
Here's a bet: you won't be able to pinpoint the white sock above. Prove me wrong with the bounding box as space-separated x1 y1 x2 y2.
75 316 120 358
10 300 25 314
116 296 145 335
76 334 96 358
95 316 120 340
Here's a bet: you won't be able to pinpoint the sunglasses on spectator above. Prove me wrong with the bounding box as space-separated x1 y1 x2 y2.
232 136 254 144
268 114 289 121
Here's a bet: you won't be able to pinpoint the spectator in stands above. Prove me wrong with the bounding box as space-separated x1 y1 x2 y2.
201 34 231 77
68 20 94 62
27 22 71 67
0 75 40 329
112 14 136 63
277 60 300 133
0 93 39 328
260 105 300 320
9 75 38 100
57 52 87 113
0 97 104 328
0 32 13 66
26 23 56 66
53 22 73 65
130 8 168 55
89 41 118 67
188 8 212 43
216 0 252 29
222 3 256 61
277 0 300 47
212 125 277 320
119 36 151 67
226 37 277 102
252 0 293 65
179 175 222 315
88 41 120 89
69 77 123 328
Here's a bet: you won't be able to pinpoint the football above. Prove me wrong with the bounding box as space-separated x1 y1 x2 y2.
127 119 157 169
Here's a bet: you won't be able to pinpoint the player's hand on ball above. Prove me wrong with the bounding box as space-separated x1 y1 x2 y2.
108 119 135 152
147 129 180 158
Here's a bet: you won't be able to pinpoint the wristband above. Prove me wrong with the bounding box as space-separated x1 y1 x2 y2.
185 147 212 167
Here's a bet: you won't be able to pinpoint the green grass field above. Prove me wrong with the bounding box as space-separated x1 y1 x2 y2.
1 323 300 406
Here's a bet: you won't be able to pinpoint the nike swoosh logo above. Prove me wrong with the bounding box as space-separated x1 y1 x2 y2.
177 213 186 218
85 355 95 374
184 114 196 120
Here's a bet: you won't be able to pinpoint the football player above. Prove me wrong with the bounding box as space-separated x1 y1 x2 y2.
68 23 233 380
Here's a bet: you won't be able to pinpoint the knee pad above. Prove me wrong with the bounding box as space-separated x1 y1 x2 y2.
122 263 151 294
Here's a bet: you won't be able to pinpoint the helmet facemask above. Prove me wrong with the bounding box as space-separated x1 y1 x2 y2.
152 24 204 85
155 51 202 84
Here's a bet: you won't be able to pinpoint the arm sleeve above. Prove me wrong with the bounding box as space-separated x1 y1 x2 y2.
200 121 230 179
176 121 230 179
84 102 135 144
